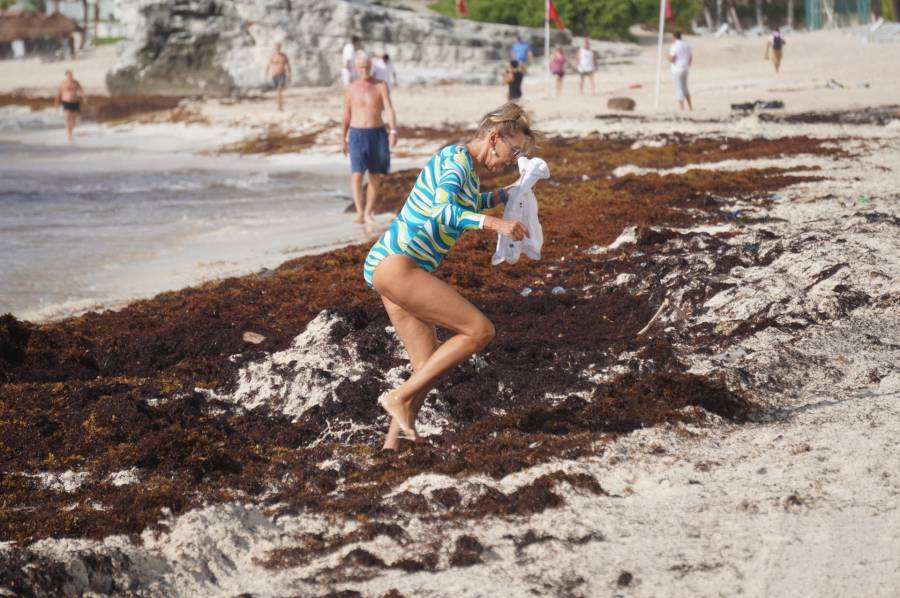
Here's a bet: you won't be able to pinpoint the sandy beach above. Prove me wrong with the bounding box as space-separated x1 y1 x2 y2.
1 22 900 598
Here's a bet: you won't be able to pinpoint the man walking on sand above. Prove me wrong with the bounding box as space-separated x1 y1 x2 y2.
265 43 291 111
341 36 363 87
668 32 693 111
55 69 87 144
765 27 786 73
510 35 534 73
341 53 398 224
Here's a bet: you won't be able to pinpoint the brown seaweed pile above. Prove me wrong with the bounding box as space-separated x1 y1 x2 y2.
0 132 844 592
0 93 185 123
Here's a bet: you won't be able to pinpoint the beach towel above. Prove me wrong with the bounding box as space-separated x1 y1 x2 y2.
492 156 549 265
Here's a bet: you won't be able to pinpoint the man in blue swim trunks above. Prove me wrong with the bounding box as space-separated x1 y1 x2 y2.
341 53 398 224
265 43 291 111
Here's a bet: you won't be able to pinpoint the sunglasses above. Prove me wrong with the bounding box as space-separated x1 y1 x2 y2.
500 136 525 160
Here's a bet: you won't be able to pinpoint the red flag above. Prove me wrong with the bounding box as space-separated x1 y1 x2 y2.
457 0 468 17
548 0 565 31
665 0 674 20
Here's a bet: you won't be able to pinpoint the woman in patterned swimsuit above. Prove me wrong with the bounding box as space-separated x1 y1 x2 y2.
366 102 536 449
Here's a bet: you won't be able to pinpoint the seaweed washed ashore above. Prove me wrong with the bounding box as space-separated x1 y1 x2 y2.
2 124 900 596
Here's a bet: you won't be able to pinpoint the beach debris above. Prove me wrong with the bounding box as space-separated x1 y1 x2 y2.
730 100 784 111
242 331 266 344
825 79 845 89
607 97 636 111
551 286 566 295
636 299 670 337
628 83 642 89
520 287 533 297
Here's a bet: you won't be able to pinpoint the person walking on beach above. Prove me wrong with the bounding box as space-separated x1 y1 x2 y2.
668 32 693 111
502 60 524 102
341 53 398 224
765 27 786 73
373 53 396 90
549 47 568 97
265 43 291 111
55 70 87 144
510 35 533 73
576 39 598 95
364 102 536 448
341 36 363 87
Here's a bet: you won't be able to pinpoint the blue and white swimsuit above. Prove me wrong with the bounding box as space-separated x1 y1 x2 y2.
363 145 497 288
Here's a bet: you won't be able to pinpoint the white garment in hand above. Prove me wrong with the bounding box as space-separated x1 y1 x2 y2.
492 156 549 266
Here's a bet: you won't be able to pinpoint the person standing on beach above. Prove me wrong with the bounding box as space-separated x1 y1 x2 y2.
373 53 396 90
265 43 291 111
341 36 363 87
55 70 87 145
576 39 598 95
765 27 786 73
364 102 535 448
549 47 568 97
341 53 398 224
502 60 524 102
510 36 533 73
668 32 693 111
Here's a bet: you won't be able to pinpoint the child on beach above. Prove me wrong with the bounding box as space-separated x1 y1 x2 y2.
364 102 535 449
502 60 524 102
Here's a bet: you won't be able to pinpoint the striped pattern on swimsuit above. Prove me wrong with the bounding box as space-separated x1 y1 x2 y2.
363 145 496 288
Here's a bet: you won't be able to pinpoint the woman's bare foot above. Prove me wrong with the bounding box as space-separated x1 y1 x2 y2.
352 214 365 224
378 393 418 442
364 212 375 224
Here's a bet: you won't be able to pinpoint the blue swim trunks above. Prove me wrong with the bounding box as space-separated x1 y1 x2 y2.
363 145 497 288
349 127 390 174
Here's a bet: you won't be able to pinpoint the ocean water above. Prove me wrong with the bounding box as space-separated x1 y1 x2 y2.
0 107 384 321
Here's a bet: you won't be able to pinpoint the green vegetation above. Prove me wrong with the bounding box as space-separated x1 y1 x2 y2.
882 0 895 20
428 0 700 40
93 36 126 46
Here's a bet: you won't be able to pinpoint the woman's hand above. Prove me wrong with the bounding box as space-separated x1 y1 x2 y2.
485 216 529 241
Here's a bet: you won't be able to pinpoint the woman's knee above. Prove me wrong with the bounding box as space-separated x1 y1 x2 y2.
469 318 495 350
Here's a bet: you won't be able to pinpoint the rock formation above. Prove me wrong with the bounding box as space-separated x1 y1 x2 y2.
107 0 587 96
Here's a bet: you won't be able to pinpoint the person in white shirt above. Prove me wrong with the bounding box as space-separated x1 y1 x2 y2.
576 39 598 95
373 53 396 89
667 31 693 111
341 36 362 87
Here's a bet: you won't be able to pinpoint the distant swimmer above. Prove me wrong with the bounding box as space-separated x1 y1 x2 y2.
265 43 291 111
341 52 398 224
55 69 87 145
363 102 535 449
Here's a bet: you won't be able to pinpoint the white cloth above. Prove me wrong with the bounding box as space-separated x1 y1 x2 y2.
373 59 396 88
668 40 692 74
577 47 596 73
492 157 549 266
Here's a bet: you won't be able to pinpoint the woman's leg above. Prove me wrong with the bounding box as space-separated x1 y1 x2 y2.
373 255 495 439
381 296 438 449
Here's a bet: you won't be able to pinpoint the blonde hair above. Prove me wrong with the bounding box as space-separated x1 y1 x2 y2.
476 102 539 151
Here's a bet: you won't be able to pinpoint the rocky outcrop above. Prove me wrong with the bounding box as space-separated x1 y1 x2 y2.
107 0 588 96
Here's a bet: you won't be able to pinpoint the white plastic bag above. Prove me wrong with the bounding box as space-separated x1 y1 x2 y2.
491 156 550 265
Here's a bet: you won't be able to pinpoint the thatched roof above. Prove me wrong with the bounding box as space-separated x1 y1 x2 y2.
0 10 82 44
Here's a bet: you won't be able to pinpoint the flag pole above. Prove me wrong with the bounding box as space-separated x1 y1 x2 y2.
654 0 666 110
545 0 550 81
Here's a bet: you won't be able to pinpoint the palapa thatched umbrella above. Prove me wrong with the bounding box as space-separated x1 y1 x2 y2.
0 11 82 45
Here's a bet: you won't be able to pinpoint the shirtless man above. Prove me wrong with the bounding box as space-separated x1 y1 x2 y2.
341 53 398 224
265 43 291 111
55 70 87 144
